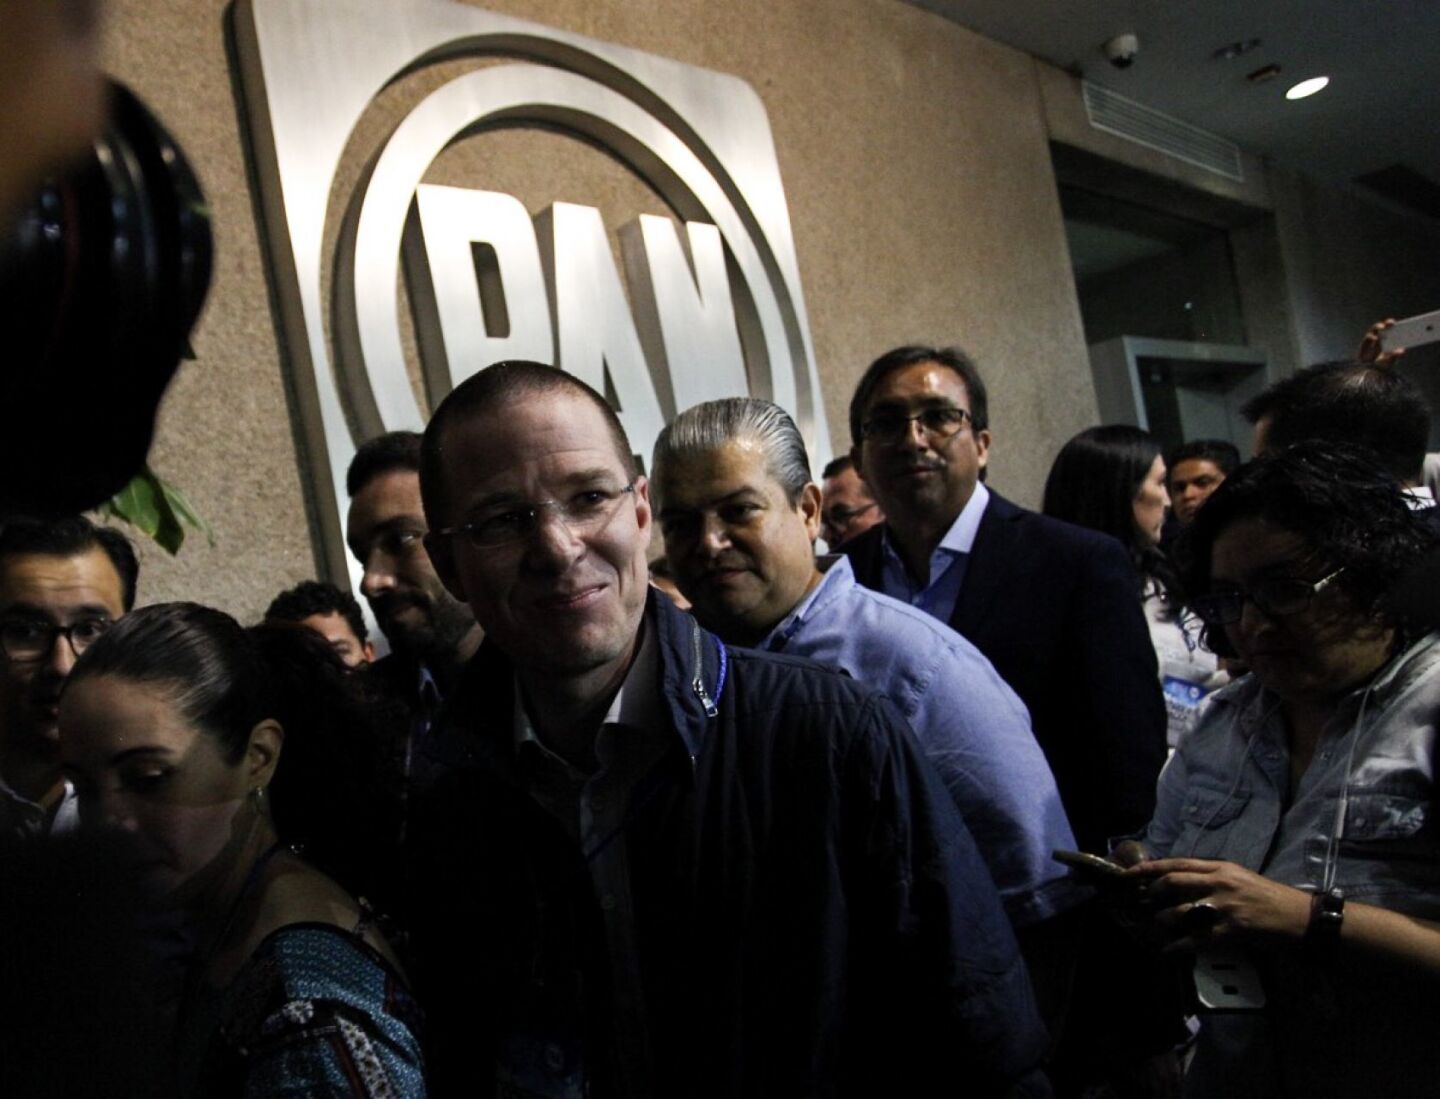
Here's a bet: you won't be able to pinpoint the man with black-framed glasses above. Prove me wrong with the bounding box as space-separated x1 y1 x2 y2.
842 345 1165 854
842 346 1173 1093
0 515 136 840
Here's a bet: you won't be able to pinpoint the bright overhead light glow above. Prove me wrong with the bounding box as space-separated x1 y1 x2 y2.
1286 76 1330 100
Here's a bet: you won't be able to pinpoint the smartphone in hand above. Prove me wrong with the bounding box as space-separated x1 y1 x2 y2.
1380 309 1440 353
1052 848 1128 882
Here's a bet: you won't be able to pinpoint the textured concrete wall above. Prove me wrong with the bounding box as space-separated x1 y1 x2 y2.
1269 167 1440 367
1268 166 1440 445
99 0 1096 617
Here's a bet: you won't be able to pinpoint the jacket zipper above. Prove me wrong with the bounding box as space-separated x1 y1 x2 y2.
690 623 718 718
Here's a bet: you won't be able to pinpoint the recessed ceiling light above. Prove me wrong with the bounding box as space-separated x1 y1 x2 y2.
1286 76 1330 100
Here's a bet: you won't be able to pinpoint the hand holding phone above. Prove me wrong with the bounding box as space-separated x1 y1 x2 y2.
1052 848 1128 883
1378 310 1440 355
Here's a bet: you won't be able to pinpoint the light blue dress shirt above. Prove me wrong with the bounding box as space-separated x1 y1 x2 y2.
879 482 989 623
763 553 1080 926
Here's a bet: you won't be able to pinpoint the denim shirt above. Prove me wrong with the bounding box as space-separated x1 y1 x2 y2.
1144 630 1440 917
763 555 1080 927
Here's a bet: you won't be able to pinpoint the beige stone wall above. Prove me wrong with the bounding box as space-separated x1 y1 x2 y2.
101 0 315 619
99 0 1096 618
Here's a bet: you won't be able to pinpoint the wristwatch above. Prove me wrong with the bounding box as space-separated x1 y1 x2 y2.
1305 887 1345 951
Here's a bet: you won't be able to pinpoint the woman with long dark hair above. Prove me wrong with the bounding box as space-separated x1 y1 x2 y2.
58 602 424 1097
1044 424 1224 747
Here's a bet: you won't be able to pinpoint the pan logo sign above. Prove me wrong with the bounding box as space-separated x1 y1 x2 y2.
235 0 828 585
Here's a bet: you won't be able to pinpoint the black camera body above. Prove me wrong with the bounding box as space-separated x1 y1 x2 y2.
0 82 212 518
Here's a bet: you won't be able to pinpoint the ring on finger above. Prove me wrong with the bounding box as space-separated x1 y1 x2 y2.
1182 900 1222 930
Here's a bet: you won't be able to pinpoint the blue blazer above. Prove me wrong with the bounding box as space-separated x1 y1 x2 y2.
843 490 1167 852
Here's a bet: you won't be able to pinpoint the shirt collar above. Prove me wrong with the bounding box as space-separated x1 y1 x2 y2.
761 555 852 652
1238 630 1440 739
512 618 663 755
878 479 989 569
0 777 77 836
50 783 79 835
938 480 990 553
416 661 442 708
1404 485 1435 510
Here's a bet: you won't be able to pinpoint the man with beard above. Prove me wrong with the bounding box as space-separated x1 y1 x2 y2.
346 431 482 806
0 516 135 840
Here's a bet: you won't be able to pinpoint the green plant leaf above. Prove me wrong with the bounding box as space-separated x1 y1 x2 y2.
101 473 163 539
99 468 212 556
158 478 215 547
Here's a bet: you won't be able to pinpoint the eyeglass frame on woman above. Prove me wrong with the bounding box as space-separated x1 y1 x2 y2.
859 405 971 445
436 482 638 549
0 615 114 663
1191 566 1347 627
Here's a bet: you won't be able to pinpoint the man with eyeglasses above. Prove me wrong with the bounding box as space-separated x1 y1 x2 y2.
841 346 1172 1091
841 346 1165 853
0 515 136 841
406 361 1047 1098
819 454 885 549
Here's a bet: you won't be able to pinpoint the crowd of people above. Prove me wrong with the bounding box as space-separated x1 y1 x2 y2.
3 343 1440 1098
4 5 1439 1096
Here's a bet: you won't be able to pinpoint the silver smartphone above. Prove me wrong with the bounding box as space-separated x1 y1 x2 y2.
1380 309 1440 353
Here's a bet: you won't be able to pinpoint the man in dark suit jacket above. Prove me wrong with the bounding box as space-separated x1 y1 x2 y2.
841 345 1166 854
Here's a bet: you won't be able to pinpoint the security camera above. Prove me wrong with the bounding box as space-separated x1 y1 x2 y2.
1103 33 1139 69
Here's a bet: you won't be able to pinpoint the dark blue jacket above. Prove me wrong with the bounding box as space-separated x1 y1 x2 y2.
409 591 1047 1097
843 491 1167 853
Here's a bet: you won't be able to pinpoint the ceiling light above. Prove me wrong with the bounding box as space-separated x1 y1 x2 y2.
1286 76 1330 100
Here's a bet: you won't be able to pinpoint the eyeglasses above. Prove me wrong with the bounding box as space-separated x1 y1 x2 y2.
438 483 637 549
0 617 113 663
822 502 877 529
1190 567 1346 627
860 406 970 444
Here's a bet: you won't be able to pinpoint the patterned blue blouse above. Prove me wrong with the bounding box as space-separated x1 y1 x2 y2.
184 922 426 1097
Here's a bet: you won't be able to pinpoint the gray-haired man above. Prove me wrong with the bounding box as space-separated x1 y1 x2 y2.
652 396 1080 932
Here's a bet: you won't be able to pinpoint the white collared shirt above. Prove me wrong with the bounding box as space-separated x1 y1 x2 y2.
878 481 990 623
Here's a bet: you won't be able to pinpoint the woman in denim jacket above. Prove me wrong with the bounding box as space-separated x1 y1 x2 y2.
1121 441 1440 1097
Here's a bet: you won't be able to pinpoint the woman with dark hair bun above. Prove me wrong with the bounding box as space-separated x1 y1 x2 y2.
1043 424 1224 746
58 602 425 1097
1119 441 1440 1097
